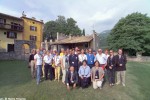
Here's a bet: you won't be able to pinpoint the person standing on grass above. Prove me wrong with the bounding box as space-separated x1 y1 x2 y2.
75 47 79 54
34 49 43 85
78 60 91 89
115 49 127 86
95 49 107 68
104 49 110 60
106 50 116 86
61 51 69 84
42 50 46 78
29 49 36 79
86 48 95 69
78 49 87 67
91 61 104 89
60 48 65 57
43 50 53 81
69 49 79 72
53 51 61 82
66 66 78 91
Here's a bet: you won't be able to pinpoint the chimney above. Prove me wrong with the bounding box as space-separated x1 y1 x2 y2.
40 20 43 23
69 34 72 39
56 32 59 41
32 17 36 20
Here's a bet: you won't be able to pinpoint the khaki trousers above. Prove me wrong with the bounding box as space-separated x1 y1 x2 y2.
30 60 36 78
116 71 126 84
55 66 61 80
93 80 103 89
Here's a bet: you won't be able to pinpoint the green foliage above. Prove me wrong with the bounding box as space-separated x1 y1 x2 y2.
43 16 82 40
107 12 150 55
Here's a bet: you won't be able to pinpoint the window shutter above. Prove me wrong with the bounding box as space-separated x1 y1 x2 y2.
35 36 37 41
4 19 6 23
35 27 37 31
14 32 17 38
7 32 9 38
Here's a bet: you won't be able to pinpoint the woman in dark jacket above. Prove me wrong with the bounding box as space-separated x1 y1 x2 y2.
106 50 116 86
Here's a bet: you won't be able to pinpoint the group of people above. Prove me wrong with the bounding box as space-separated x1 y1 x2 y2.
29 47 127 90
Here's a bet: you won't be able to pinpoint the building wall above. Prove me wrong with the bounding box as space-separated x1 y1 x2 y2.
92 33 100 51
22 17 43 49
0 15 23 52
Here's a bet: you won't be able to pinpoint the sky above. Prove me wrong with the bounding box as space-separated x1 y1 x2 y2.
0 0 150 34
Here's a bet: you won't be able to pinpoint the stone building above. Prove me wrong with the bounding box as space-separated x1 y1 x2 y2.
41 31 100 51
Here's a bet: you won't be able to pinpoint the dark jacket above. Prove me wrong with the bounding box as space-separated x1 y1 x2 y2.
106 55 116 70
65 71 78 84
69 54 78 67
29 54 35 62
115 54 127 71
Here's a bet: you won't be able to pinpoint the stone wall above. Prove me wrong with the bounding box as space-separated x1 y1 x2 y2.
127 56 150 62
0 52 29 61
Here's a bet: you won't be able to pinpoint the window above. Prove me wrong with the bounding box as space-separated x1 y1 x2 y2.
30 35 37 41
7 32 17 38
11 22 23 31
30 26 37 31
7 44 14 52
0 18 6 24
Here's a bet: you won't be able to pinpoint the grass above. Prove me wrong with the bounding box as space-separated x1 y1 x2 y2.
0 60 150 100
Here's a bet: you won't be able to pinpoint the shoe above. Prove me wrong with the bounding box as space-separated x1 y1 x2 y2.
116 82 120 85
37 82 39 85
99 86 102 90
122 83 126 87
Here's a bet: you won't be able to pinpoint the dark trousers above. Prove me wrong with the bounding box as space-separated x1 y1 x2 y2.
107 69 115 84
44 64 53 80
74 66 78 73
80 77 90 88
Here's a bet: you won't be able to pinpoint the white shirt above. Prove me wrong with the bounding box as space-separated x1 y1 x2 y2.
105 54 110 61
53 55 61 66
78 54 87 62
43 55 53 64
95 53 107 64
34 54 43 65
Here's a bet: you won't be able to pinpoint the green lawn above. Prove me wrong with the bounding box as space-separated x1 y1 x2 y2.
0 60 150 100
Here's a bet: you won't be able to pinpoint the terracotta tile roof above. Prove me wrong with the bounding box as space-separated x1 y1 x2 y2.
51 35 93 45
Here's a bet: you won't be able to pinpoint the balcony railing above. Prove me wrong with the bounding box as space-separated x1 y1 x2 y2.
0 23 23 32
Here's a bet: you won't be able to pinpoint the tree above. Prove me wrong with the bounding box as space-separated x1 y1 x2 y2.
43 16 82 40
43 21 58 41
82 29 85 36
107 12 150 56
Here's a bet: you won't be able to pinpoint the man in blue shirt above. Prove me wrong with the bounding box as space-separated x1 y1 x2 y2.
86 48 95 69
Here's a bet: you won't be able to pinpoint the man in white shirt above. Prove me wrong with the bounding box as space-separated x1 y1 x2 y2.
95 49 107 67
34 49 43 85
43 50 53 81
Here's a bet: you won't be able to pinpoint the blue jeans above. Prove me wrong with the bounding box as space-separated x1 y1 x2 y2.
36 65 42 84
